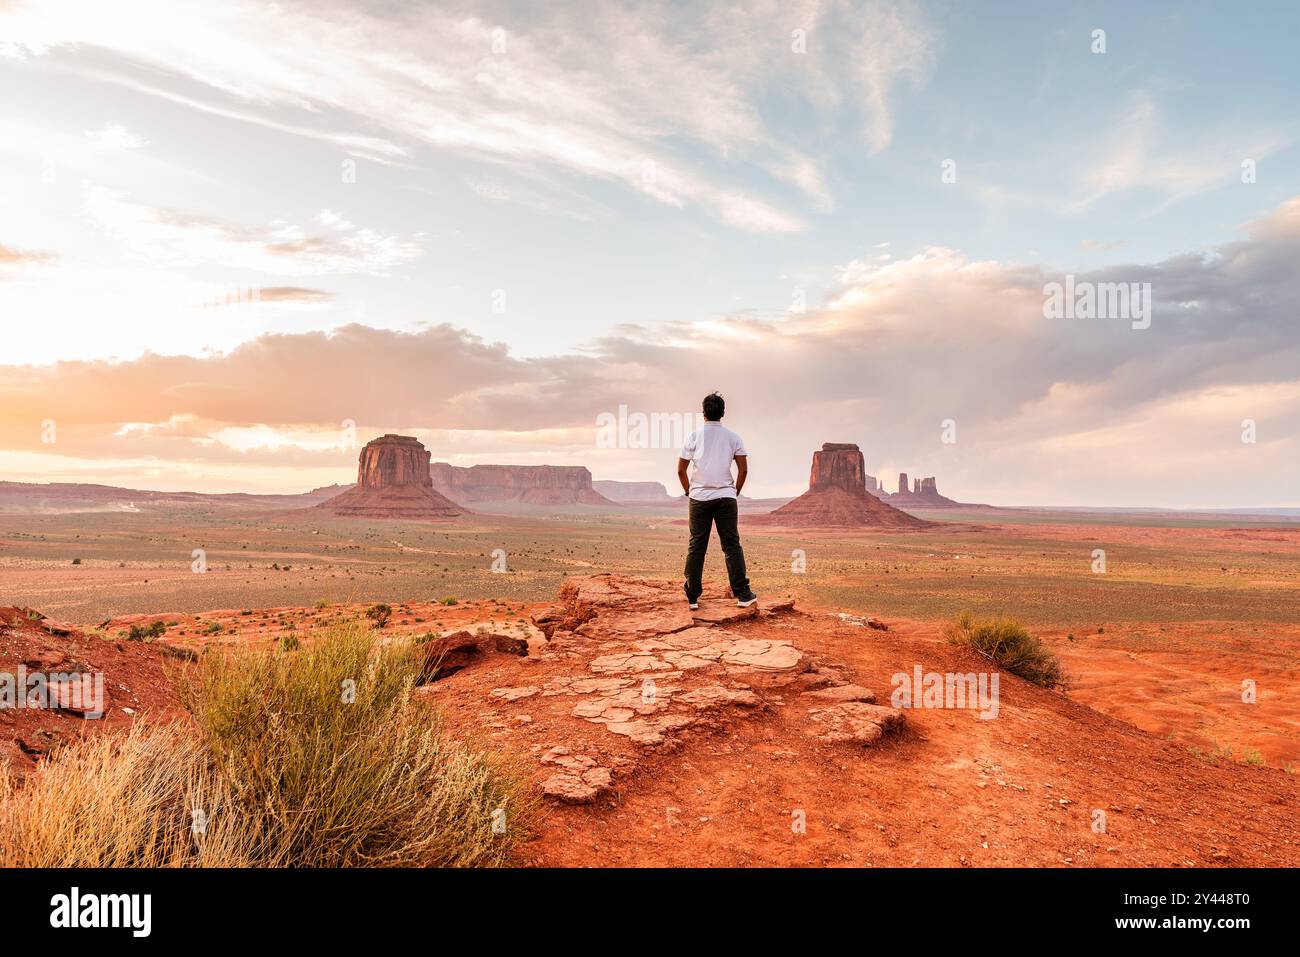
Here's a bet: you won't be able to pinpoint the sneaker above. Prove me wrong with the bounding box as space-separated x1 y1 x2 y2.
683 582 699 611
735 594 758 608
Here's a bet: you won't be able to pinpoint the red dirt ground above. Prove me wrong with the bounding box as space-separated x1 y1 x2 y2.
3 577 1296 867
0 607 181 777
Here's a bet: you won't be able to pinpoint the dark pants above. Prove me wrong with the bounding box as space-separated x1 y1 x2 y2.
684 496 751 601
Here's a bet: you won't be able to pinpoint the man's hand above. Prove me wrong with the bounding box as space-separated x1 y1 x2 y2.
677 458 691 495
734 454 747 496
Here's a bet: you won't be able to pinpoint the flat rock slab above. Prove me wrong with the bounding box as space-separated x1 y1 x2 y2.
540 746 614 804
802 683 876 703
720 638 806 672
491 686 539 701
676 686 762 710
576 605 696 639
691 602 759 625
606 713 697 746
805 702 905 745
589 651 675 674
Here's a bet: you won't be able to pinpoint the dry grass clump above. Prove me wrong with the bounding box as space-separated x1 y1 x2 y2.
944 611 1067 689
1 622 535 867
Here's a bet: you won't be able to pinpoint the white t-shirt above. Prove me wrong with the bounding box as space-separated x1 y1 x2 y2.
680 423 747 501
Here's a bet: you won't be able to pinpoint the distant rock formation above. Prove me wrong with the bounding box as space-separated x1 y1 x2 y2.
755 444 929 528
887 473 963 508
593 480 681 504
431 462 616 507
319 435 465 519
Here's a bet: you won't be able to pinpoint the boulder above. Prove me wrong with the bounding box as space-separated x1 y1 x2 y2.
419 629 528 682
805 701 905 745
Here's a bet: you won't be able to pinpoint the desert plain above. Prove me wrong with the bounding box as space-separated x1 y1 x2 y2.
2 494 1297 867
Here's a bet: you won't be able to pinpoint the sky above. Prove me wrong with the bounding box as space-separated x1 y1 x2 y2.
1 0 1298 507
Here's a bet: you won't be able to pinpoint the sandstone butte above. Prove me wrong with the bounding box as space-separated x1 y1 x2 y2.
756 443 930 528
430 462 616 507
319 434 465 519
886 472 963 508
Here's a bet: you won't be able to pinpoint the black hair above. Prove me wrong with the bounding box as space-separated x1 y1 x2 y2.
702 392 725 421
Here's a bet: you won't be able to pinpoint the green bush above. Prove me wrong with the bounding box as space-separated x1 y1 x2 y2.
944 612 1066 689
128 620 167 641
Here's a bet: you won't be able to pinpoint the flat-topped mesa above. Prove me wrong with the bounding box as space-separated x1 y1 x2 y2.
592 480 680 504
430 462 616 506
756 443 930 529
319 435 465 519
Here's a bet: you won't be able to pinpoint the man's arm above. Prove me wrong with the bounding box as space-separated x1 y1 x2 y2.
733 454 747 496
677 458 691 495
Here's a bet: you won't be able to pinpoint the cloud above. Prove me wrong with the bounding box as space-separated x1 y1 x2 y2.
0 0 938 232
82 187 423 275
4 195 1300 505
852 0 935 153
1062 93 1295 214
83 122 147 150
0 242 55 266
250 286 332 304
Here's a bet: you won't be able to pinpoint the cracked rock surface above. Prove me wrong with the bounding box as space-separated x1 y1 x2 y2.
431 574 904 804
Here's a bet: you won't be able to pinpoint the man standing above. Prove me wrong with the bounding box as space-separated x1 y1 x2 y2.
677 392 757 610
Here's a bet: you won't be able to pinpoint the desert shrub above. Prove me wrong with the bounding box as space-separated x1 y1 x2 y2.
440 596 458 606
279 633 300 651
128 620 167 641
365 603 393 628
202 621 222 636
314 599 330 611
944 612 1066 689
1 624 534 868
71 558 82 565
0 722 257 867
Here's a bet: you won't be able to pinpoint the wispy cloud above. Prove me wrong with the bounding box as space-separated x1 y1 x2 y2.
0 0 937 232
0 242 55 266
82 188 423 275
1062 93 1295 214
83 122 148 151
